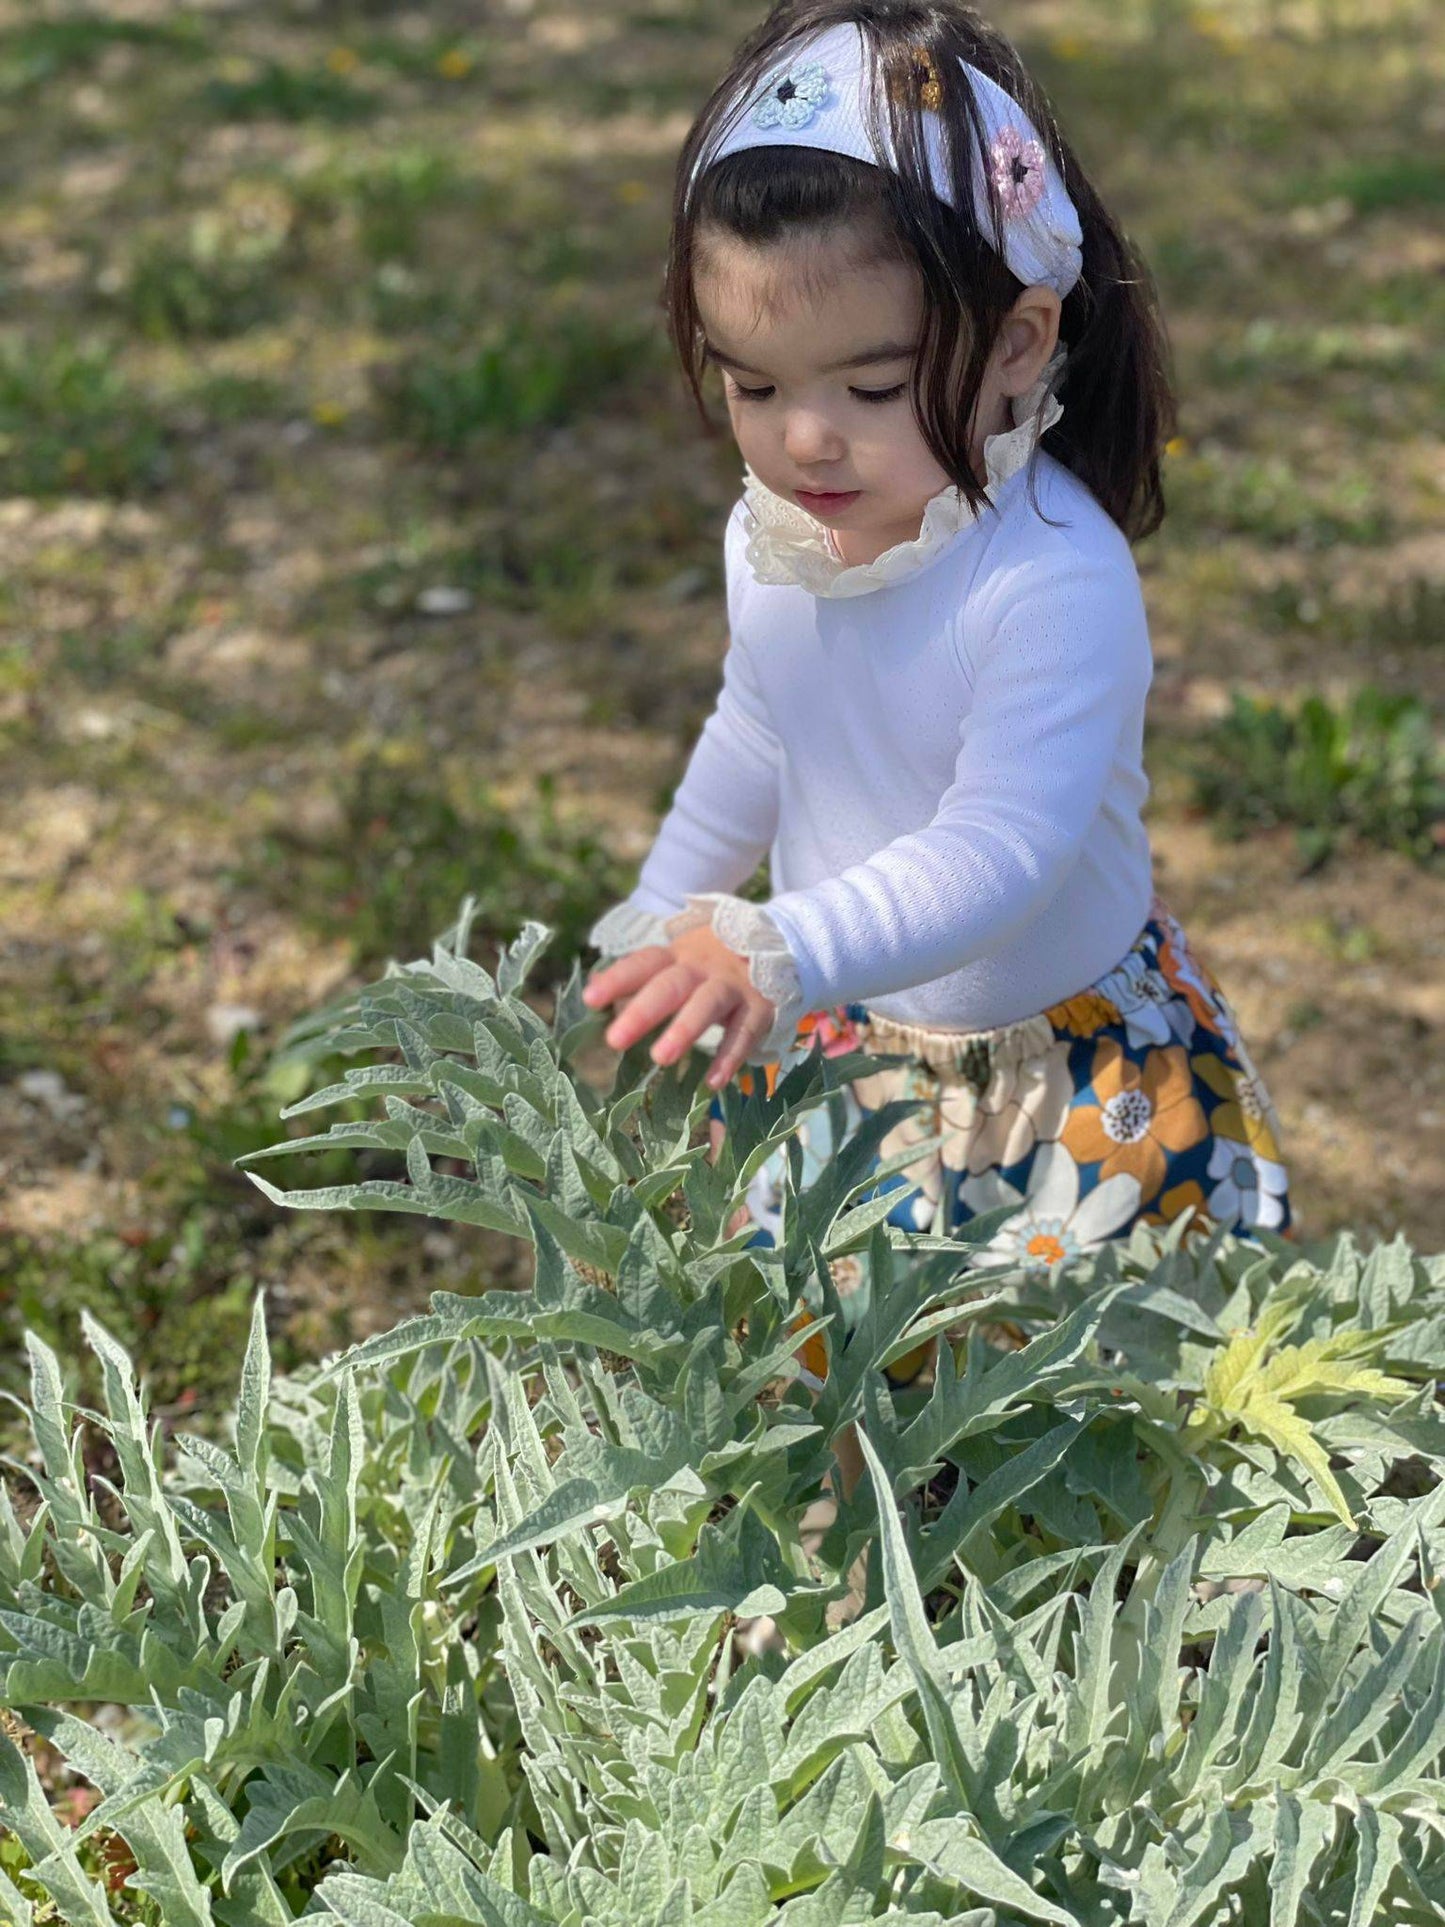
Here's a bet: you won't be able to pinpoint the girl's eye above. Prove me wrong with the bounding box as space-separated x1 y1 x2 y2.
729 382 908 405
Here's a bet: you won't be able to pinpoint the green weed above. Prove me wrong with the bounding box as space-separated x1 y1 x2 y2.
0 335 171 497
0 12 207 97
375 308 660 447
245 756 630 973
1249 573 1444 650
1167 447 1392 548
1290 153 1445 214
1189 684 1443 869
198 56 380 125
120 214 293 341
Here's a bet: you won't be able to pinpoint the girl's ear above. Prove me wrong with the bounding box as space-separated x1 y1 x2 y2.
994 285 1062 396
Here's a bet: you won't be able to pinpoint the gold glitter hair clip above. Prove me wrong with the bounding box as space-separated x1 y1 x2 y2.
888 45 943 113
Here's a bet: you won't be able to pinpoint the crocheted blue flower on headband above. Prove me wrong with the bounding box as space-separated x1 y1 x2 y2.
751 61 830 130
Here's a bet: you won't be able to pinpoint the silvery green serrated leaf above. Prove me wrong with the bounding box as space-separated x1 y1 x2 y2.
1319 1482 1445 1691
778 1606 891 1717
1196 1503 1357 1596
1316 1401 1445 1463
0 1481 49 1596
0 1605 160 1703
1348 1637 1445 1798
239 1113 472 1169
1356 1235 1420 1330
1057 1416 1156 1532
689 1860 775 1926
457 1477 634 1575
186 1772 294 1927
221 1765 407 1889
770 1645 909 1805
917 1418 1087 1594
1170 1586 1266 1802
904 1819 1078 1924
0 1865 35 1926
494 920 552 998
308 1873 420 1924
503 1091 556 1173
710 1683 786 1837
244 1166 531 1238
855 1414 981 1814
1158 1802 1260 1927
0 1727 120 1925
896 1284 1126 1476
275 1065 434 1122
22 1328 92 1500
400 1813 550 1923
1301 1615 1428 1781
1224 1578 1305 1795
1345 1800 1402 1927
522 1191 630 1288
1064 1525 1145 1782
1266 1793 1336 1927
1117 1540 1195 1804
426 940 500 1009
20 1706 214 1924
977 1544 1100 1619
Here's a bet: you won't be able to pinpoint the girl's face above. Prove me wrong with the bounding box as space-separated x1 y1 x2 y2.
694 228 1007 568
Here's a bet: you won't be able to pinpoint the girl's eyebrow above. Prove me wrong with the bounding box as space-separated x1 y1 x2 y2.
702 339 919 375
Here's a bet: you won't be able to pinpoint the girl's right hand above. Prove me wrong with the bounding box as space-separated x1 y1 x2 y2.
582 933 777 1090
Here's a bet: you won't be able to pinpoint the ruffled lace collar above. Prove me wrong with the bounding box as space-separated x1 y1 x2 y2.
739 346 1067 599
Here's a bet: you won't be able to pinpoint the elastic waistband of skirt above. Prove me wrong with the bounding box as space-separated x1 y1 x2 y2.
856 897 1170 1082
858 1009 1058 1079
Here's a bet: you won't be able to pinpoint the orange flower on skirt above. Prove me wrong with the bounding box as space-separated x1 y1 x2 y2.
1047 988 1122 1038
1145 1178 1212 1236
1062 1039 1208 1205
1156 919 1233 1045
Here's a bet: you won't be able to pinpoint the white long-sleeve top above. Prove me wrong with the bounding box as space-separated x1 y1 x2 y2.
589 364 1157 1055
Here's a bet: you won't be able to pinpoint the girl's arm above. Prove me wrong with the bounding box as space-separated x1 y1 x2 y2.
676 535 1153 1026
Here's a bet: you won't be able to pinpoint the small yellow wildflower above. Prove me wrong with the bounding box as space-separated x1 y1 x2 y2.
326 46 360 75
1165 436 1189 458
437 48 473 79
311 400 348 427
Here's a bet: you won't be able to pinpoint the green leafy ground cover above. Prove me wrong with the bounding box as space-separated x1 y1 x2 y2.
3 915 1445 1921
0 0 1441 1760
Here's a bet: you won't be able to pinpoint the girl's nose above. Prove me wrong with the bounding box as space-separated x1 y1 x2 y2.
782 406 845 466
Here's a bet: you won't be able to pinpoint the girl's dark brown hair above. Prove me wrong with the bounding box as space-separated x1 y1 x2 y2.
664 0 1176 542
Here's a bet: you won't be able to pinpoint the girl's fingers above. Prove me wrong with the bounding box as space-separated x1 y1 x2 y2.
582 945 674 1010
705 999 773 1090
651 980 740 1064
602 965 699 1052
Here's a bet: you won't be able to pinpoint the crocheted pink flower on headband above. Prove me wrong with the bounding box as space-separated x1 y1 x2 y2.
990 124 1047 220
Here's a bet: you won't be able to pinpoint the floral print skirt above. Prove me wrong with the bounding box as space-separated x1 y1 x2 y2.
708 896 1293 1378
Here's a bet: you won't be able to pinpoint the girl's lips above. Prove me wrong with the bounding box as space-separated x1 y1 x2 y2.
795 488 860 509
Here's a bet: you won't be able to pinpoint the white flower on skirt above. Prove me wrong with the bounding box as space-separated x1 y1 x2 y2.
958 1140 1142 1274
1205 1134 1290 1231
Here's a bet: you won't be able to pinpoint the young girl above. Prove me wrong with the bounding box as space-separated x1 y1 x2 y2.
580 0 1294 1326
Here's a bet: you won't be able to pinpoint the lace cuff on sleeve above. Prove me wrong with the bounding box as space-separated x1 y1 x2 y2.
663 891 807 1062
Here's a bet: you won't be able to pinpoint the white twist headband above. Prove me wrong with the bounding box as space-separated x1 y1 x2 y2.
689 22 1083 299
